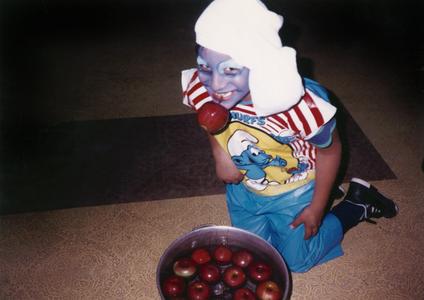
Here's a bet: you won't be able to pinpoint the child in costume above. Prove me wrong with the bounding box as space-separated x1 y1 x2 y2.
181 0 398 272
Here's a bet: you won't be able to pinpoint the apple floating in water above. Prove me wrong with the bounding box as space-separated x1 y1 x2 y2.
191 247 212 265
197 102 229 134
232 249 254 268
213 244 233 265
223 265 247 288
187 281 211 300
255 280 282 300
173 257 197 278
162 275 186 298
248 261 272 282
233 287 256 300
199 263 221 284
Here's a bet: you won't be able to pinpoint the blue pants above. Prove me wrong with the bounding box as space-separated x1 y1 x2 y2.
226 181 344 273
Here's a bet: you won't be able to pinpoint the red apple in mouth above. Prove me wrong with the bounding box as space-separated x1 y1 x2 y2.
187 281 211 300
199 262 221 284
223 265 246 288
248 261 272 282
255 280 282 300
232 249 254 268
162 275 186 298
191 247 212 265
197 101 229 134
233 287 256 300
213 245 233 265
173 257 197 278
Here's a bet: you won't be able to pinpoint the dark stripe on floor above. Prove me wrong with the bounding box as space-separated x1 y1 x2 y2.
0 108 395 215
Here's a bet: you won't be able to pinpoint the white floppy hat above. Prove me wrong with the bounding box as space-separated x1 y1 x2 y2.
195 0 305 116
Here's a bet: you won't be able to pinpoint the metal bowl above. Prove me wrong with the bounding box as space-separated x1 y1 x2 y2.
156 225 292 299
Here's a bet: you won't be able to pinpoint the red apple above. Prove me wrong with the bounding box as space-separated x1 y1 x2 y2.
187 281 211 300
248 261 272 282
232 249 254 268
223 266 246 288
255 280 282 300
233 287 256 300
173 257 197 278
197 102 229 134
191 248 212 265
213 245 233 265
162 275 186 298
199 262 221 284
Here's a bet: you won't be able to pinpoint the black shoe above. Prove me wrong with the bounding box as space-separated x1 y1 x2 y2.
344 178 399 223
331 184 345 199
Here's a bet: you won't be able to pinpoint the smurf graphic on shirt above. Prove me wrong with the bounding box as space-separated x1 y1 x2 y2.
228 130 287 191
223 126 313 194
284 156 309 184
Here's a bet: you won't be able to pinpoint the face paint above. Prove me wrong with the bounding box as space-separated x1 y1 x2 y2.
197 47 250 109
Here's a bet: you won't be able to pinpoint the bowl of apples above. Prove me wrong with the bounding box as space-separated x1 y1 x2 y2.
156 225 292 299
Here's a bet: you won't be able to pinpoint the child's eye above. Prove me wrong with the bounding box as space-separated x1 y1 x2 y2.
198 64 211 72
224 67 241 75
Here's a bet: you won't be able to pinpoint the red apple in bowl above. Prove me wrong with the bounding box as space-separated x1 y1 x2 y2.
191 247 212 265
187 281 211 300
173 257 197 278
197 102 229 134
162 275 186 298
223 266 246 288
248 261 272 282
213 245 233 265
255 280 282 300
232 249 254 268
199 262 221 284
233 287 256 300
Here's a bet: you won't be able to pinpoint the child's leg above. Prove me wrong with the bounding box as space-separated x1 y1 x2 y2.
268 213 343 272
225 183 273 243
227 181 344 272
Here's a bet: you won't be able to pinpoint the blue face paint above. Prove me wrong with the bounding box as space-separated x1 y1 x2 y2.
217 59 244 75
197 47 250 110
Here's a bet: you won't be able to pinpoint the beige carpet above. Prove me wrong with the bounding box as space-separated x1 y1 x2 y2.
1 1 423 299
1 96 423 299
1 176 423 299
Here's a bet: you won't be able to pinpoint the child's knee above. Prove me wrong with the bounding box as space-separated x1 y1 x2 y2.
275 222 344 272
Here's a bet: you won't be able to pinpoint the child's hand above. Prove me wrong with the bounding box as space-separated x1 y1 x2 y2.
215 154 244 184
290 206 325 240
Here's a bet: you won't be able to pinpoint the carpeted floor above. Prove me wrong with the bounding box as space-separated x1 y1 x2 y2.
1 0 423 299
0 105 396 215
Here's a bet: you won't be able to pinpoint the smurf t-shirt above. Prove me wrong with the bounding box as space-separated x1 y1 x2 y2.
182 68 337 196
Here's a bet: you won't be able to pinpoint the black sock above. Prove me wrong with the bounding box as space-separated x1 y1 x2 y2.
330 200 365 234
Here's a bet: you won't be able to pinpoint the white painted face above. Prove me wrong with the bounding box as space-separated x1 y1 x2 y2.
197 47 251 109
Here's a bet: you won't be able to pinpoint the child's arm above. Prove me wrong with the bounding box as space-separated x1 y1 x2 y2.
290 129 342 239
208 134 244 184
